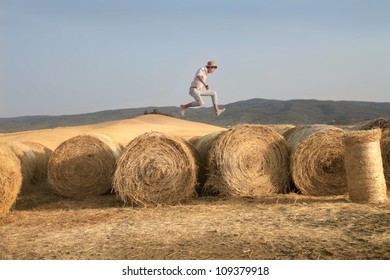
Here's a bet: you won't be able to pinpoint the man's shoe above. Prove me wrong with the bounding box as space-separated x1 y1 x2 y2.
216 108 225 116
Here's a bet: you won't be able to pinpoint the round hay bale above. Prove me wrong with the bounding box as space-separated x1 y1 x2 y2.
196 124 290 197
48 134 122 198
188 136 202 147
195 132 222 168
183 137 204 194
269 124 296 135
0 143 22 217
23 142 52 183
285 125 346 196
282 125 301 140
194 132 223 195
354 117 390 130
343 129 388 203
4 141 36 188
113 132 197 207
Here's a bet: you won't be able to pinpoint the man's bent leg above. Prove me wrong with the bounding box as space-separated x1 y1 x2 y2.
199 89 225 115
199 89 219 106
189 88 204 107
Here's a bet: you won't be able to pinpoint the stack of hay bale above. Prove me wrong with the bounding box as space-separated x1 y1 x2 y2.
112 124 291 205
3 117 389 218
283 122 388 203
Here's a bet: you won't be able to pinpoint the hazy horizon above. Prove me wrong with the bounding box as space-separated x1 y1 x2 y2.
1 97 389 120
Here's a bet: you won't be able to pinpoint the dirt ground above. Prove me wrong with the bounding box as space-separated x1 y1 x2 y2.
1 181 389 260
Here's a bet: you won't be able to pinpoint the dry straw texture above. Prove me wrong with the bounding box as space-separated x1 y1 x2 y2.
354 117 390 192
194 132 221 193
284 125 346 196
195 132 221 167
343 129 388 203
188 136 202 147
355 117 390 130
113 132 197 207
23 142 52 183
269 124 296 135
196 124 290 197
48 134 122 198
0 143 22 217
3 141 36 188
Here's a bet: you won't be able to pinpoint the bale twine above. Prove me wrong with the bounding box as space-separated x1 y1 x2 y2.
343 129 388 203
47 134 122 198
0 143 22 217
23 142 52 183
284 125 346 196
196 124 290 197
113 132 197 207
3 141 36 188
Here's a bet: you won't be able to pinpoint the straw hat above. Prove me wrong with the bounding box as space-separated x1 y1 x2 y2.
206 61 218 68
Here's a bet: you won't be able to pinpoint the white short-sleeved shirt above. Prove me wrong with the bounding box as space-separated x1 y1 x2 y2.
190 66 208 89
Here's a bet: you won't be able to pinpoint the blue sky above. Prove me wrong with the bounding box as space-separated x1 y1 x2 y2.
1 0 389 117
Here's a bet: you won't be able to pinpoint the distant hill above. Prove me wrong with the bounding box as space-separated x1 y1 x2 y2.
1 98 390 133
200 99 390 127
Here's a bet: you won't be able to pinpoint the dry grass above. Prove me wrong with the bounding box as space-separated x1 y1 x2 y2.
1 181 389 260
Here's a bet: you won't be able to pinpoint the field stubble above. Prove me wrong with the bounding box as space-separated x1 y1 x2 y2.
1 181 390 260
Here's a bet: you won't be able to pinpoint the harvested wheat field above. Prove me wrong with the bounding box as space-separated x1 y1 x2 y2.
1 115 390 260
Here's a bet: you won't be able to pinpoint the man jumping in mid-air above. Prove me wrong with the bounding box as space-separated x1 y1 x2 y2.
180 60 225 117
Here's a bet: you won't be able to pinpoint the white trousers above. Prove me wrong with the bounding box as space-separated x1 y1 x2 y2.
189 88 219 107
